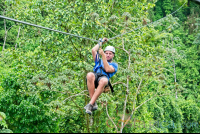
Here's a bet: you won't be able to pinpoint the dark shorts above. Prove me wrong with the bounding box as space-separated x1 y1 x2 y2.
86 72 108 88
94 73 108 88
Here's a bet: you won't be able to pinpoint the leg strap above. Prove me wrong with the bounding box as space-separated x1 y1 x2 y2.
108 81 114 93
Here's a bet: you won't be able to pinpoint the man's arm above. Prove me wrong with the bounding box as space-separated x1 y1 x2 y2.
92 43 101 62
91 38 108 62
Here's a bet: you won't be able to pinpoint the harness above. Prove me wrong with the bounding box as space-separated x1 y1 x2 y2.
92 38 114 93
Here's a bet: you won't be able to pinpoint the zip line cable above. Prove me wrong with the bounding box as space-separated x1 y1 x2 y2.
0 15 99 43
108 1 187 41
0 2 186 43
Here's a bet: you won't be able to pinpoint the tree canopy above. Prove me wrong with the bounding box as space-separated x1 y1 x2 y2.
0 0 200 133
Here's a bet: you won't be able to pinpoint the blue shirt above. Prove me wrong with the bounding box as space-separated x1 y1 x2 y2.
93 59 118 80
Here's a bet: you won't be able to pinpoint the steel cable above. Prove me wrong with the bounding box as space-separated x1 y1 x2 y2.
107 1 187 41
0 15 99 42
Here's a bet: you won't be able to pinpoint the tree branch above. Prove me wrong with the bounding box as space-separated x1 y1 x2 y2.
15 26 21 50
112 81 127 88
63 90 89 102
121 78 142 129
105 101 118 131
120 47 131 133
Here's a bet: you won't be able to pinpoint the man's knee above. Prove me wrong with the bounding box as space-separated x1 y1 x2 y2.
87 72 95 81
98 78 108 86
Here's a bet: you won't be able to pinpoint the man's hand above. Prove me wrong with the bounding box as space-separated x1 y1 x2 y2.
102 38 108 44
99 48 104 56
92 37 108 61
99 37 108 55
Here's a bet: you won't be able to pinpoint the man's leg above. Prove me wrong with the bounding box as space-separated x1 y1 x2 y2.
85 74 107 115
86 72 95 99
89 77 108 105
84 72 96 115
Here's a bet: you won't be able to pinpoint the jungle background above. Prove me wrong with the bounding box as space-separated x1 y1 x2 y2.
0 0 200 133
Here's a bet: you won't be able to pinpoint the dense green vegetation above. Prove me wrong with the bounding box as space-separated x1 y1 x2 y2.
0 0 199 133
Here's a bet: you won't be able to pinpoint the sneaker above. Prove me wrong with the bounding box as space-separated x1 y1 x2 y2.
92 102 98 111
84 104 93 115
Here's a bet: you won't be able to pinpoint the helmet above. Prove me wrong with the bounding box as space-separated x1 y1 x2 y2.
104 46 115 54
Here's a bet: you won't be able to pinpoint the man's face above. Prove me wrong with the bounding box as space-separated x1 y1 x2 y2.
105 51 114 62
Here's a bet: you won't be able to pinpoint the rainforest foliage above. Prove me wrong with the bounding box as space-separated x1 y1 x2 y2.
0 0 200 133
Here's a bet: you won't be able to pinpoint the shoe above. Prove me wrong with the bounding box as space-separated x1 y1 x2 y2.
84 104 93 115
92 102 98 111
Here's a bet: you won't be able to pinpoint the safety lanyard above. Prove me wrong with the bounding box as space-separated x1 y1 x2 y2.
94 38 104 72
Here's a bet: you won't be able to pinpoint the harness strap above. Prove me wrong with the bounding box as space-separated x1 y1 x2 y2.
108 81 114 93
94 38 103 72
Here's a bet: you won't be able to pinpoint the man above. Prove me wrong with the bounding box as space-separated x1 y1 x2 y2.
84 37 118 115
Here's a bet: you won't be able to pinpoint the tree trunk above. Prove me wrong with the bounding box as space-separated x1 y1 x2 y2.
119 37 131 133
171 37 178 99
15 26 21 50
3 12 7 51
3 30 7 51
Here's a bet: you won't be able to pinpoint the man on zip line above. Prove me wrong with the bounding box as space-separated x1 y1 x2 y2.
84 37 118 115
